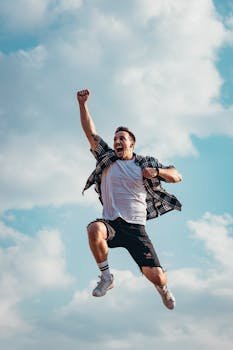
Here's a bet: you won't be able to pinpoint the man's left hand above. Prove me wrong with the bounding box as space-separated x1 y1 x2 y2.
142 167 159 179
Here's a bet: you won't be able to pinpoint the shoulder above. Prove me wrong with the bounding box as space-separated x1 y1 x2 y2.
135 154 159 168
90 135 114 160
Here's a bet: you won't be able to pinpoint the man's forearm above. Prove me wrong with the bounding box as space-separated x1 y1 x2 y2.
142 166 182 183
79 102 96 140
158 167 182 183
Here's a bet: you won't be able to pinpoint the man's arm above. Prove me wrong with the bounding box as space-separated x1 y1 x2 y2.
157 167 182 183
77 89 99 151
143 167 182 183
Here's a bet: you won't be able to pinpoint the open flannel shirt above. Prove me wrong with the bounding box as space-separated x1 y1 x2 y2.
82 136 182 220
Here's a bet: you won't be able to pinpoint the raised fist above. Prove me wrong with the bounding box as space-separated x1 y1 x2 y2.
77 89 90 104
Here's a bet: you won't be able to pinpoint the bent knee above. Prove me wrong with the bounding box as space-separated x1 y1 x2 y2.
87 221 108 241
142 266 167 286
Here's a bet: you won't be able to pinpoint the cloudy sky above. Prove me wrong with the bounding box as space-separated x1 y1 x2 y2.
0 0 233 349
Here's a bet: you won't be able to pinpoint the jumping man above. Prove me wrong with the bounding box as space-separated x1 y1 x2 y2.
77 89 182 310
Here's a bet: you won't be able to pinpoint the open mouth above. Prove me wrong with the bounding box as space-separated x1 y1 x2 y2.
115 145 123 153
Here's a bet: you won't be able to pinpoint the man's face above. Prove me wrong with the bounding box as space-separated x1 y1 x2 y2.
113 131 134 160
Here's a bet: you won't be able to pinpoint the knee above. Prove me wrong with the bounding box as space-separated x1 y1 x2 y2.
87 222 106 243
142 266 167 286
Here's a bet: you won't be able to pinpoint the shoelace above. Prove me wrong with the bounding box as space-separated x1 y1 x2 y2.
97 275 112 285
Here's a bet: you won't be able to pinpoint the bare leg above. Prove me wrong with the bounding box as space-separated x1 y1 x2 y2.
141 266 175 310
87 221 109 263
141 266 167 287
87 221 114 297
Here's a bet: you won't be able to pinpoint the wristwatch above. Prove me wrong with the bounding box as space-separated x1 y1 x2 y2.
154 168 159 177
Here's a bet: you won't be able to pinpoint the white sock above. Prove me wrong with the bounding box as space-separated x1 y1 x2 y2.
97 260 111 279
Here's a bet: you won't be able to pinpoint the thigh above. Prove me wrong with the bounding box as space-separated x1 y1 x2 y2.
107 219 126 248
87 219 114 241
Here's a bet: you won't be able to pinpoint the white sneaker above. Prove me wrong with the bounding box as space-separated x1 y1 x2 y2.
155 285 176 310
92 274 114 297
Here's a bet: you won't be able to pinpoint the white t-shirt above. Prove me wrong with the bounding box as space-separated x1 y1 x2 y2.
101 159 147 225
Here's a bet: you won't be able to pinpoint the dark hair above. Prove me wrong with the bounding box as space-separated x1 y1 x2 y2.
115 126 136 143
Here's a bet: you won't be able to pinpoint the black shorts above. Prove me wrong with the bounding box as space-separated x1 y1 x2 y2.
88 217 162 271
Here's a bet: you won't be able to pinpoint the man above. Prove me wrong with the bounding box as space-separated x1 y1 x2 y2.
77 89 182 310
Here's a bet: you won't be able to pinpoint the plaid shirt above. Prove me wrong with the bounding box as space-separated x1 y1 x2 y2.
82 136 182 220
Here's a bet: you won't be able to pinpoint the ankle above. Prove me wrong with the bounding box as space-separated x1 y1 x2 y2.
97 260 111 279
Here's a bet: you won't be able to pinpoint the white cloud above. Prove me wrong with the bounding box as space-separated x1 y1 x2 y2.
0 221 73 336
56 258 233 350
63 210 233 312
0 1 233 348
113 0 233 158
0 0 49 30
0 0 83 31
170 212 233 297
16 45 47 68
0 299 31 337
188 212 233 268
55 0 83 13
0 133 97 212
50 212 232 350
0 0 233 209
0 212 233 348
61 269 149 315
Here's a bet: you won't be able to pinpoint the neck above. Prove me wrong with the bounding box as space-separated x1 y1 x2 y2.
121 153 134 160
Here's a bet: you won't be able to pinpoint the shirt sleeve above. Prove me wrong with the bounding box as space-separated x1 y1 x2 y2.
157 160 175 170
90 136 113 161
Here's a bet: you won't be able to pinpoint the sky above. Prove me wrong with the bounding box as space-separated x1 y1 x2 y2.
0 0 233 349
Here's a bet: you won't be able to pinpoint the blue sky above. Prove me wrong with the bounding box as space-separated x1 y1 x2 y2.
0 1 233 349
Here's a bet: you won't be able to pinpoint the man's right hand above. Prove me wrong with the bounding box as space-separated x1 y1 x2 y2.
77 89 90 104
